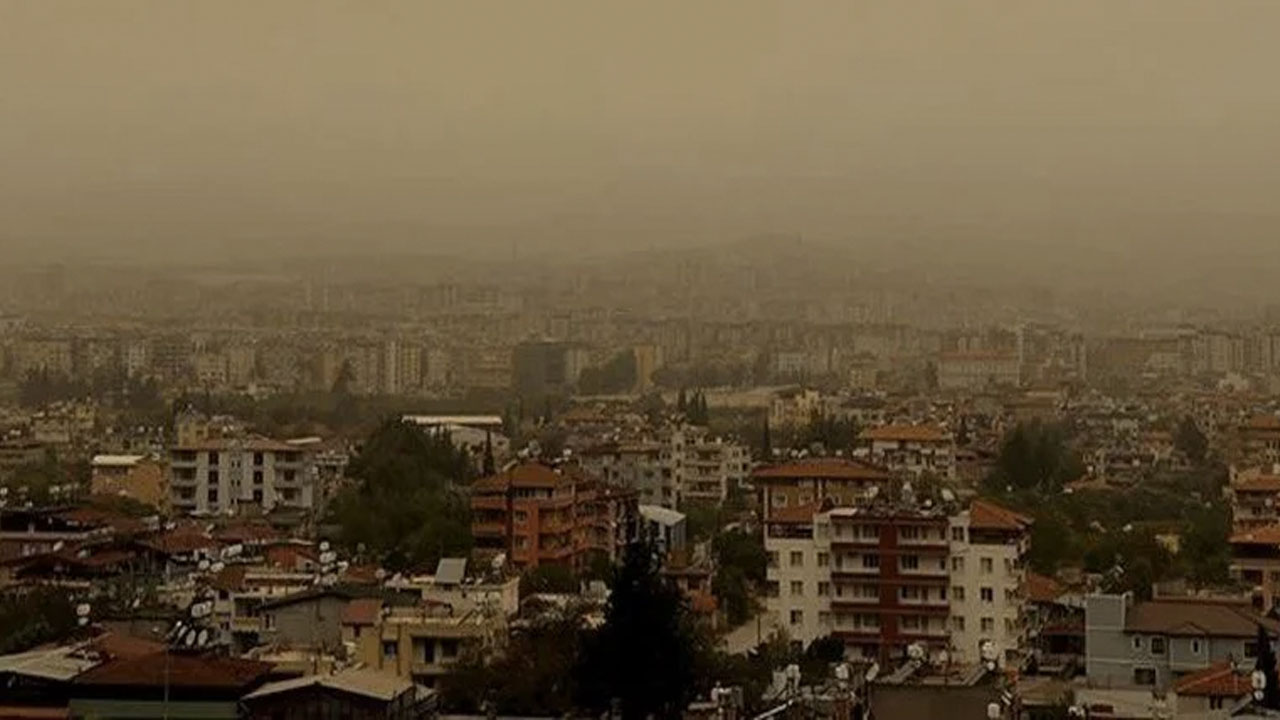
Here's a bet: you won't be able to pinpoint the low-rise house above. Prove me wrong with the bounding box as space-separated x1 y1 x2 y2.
89 455 168 513
1228 466 1280 531
242 668 430 720
383 558 521 619
341 600 503 689
1172 661 1252 715
1084 593 1279 689
69 653 273 720
858 424 957 480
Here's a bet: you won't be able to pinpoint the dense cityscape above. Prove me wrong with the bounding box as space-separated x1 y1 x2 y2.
4 248 1280 719
7 1 1280 719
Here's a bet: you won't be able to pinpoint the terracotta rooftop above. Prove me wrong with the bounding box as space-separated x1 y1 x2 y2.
1174 662 1252 698
472 462 576 492
74 653 273 690
1234 475 1280 493
968 499 1033 532
752 458 890 482
213 523 283 545
859 424 950 443
87 632 167 661
1125 599 1279 638
1025 572 1064 603
55 508 148 537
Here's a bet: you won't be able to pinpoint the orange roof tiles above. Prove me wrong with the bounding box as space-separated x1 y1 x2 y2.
472 463 573 492
1025 572 1064 603
1174 662 1252 698
74 654 273 689
859 424 949 443
1234 475 1280 493
968 500 1033 532
752 458 890 482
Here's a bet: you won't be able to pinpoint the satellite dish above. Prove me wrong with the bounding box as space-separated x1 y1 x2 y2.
190 601 212 619
987 702 1002 720
319 551 338 565
75 603 91 618
907 643 925 661
375 568 387 581
209 561 225 573
319 541 331 552
197 559 210 572
865 662 880 683
834 664 850 682
183 629 197 647
196 629 210 647
52 541 65 552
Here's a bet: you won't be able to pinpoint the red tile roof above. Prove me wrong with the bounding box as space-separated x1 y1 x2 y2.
473 463 573 492
1025 573 1064 603
752 458 890 482
341 598 383 626
74 654 273 689
968 500 1033 532
88 632 167 660
55 508 147 537
214 523 283 545
139 528 219 555
859 424 949 443
209 565 247 592
1234 475 1280 493
1125 599 1279 638
1174 662 1252 698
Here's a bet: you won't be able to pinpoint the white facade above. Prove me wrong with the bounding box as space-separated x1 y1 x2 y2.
948 509 1030 665
170 438 314 516
765 532 832 647
859 426 957 480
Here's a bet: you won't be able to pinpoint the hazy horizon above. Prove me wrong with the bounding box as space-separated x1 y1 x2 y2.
4 0 1280 285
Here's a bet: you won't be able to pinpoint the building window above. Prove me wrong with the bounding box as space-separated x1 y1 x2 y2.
1133 668 1156 686
208 451 220 465
819 611 832 627
900 526 920 541
981 557 994 574
774 494 788 508
790 551 804 567
818 582 831 597
768 551 779 568
1247 642 1260 658
252 470 263 485
207 488 219 504
900 555 919 571
1192 639 1203 654
980 587 994 603
791 581 804 596
900 615 920 631
208 469 219 484
441 640 459 658
900 586 922 601
382 641 398 661
951 557 964 572
952 527 966 542
790 610 803 625
1150 637 1166 655
1211 698 1225 710
1133 636 1143 651
862 554 880 569
981 617 994 633
953 586 965 602
953 616 965 632
252 490 263 503
817 552 830 568
514 510 528 523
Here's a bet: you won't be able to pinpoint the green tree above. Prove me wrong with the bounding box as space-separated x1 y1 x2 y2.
985 422 1083 493
1175 415 1209 466
577 543 703 719
1258 624 1280 710
0 587 79 654
329 418 473 570
520 564 579 596
761 416 772 461
711 530 769 627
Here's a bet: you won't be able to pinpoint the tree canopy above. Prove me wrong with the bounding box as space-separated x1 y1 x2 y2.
328 418 474 570
984 421 1083 494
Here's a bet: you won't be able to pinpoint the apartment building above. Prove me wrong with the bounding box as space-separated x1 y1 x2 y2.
857 424 957 480
763 498 1030 665
1229 525 1280 612
90 454 168 512
753 458 891 522
1238 416 1280 467
169 437 314 516
948 500 1032 665
342 600 502 688
768 389 824 429
470 462 637 572
937 352 1021 391
1227 465 1280 531
580 427 749 508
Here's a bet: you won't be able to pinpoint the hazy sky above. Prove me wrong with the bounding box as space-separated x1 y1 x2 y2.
3 1 1280 263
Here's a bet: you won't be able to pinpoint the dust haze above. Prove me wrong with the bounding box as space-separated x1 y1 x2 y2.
2 1 1279 301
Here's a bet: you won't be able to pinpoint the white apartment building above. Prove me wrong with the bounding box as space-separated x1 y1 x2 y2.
769 389 825 429
857 424 957 480
763 499 1031 665
937 352 1021 391
948 500 1032 665
581 426 750 508
169 437 314 516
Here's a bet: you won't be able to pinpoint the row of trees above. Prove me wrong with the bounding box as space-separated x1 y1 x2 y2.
986 419 1231 599
677 389 711 425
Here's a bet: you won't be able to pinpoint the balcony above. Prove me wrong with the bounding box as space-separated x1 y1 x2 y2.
831 566 880 578
231 616 264 633
472 522 505 537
